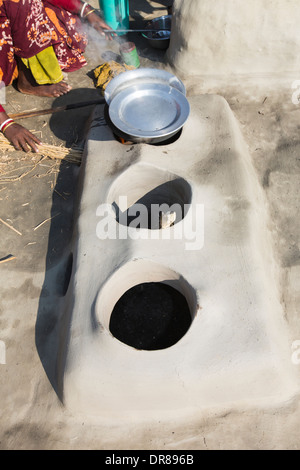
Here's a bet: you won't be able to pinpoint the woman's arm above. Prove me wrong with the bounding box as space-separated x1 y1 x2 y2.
82 8 114 38
0 105 41 152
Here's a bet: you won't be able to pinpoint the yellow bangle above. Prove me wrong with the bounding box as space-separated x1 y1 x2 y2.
84 8 95 18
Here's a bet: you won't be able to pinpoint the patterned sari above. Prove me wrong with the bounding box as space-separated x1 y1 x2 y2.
0 0 88 86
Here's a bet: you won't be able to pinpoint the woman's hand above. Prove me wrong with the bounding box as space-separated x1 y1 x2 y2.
84 11 115 40
3 123 41 152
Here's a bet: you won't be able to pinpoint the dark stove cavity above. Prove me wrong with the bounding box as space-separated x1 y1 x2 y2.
109 282 192 350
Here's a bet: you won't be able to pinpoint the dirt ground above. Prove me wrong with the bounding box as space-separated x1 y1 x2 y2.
1 0 300 450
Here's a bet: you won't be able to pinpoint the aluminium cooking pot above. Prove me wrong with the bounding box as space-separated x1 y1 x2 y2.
142 15 172 50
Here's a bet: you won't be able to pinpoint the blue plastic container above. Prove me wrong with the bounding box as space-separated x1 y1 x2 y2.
99 0 129 33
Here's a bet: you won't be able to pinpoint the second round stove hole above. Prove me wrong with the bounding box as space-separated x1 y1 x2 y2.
112 178 192 230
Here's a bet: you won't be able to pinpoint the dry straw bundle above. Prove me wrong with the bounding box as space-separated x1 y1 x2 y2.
0 133 82 183
0 133 82 163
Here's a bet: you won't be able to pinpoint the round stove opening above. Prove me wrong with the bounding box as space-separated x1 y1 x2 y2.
114 178 191 230
109 282 192 350
107 166 192 231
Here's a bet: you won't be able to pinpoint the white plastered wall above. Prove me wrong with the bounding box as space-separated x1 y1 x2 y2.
167 0 300 78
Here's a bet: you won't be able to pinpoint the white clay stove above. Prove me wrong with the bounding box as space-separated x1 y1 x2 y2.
56 94 298 422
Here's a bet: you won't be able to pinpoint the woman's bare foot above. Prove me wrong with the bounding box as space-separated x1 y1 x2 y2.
18 79 72 97
17 60 72 97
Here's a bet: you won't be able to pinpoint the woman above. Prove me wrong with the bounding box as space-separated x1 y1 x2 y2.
0 0 112 152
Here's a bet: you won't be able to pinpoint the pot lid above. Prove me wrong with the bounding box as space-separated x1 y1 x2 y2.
108 82 190 140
